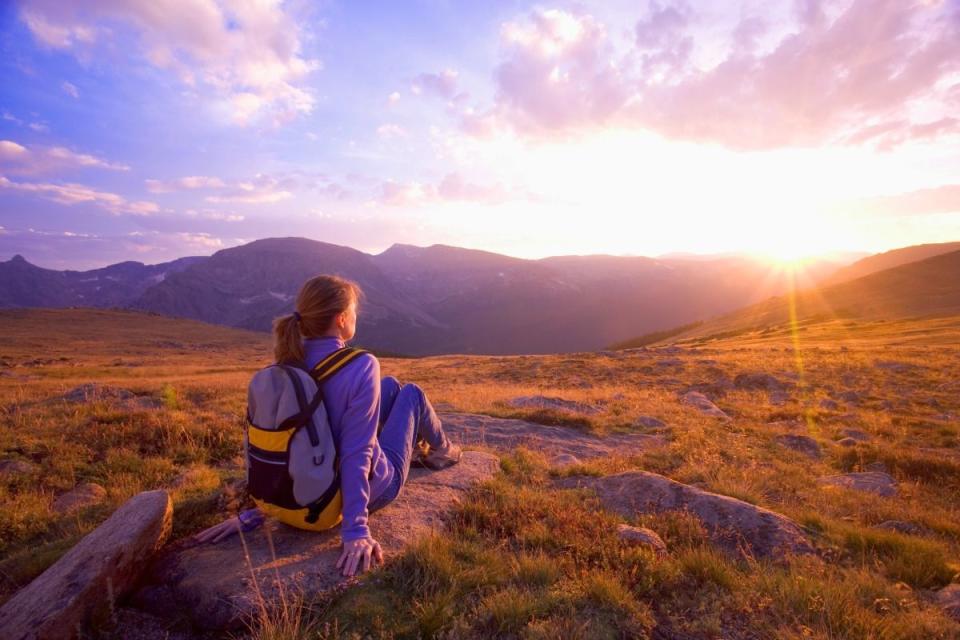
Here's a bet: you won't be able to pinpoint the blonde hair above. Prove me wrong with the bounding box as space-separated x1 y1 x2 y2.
272 274 362 364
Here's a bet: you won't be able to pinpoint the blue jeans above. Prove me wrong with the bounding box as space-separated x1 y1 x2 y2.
368 376 446 512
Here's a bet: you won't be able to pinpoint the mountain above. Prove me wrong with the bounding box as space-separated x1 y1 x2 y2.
822 242 960 285
623 249 960 346
0 254 203 309
0 237 886 355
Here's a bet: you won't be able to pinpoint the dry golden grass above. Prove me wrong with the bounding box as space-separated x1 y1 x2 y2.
1 308 959 638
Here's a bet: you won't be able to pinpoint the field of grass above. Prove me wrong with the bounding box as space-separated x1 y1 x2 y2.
1 308 959 638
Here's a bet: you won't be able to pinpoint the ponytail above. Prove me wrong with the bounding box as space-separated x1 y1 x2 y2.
272 313 304 364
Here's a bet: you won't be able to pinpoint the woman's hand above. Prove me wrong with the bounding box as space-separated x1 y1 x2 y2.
336 537 384 577
193 517 240 544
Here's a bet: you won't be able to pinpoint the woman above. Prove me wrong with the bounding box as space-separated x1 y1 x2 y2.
195 274 462 578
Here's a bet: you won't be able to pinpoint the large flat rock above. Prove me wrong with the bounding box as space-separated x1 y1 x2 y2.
134 451 499 631
0 490 173 640
557 471 814 560
440 412 665 460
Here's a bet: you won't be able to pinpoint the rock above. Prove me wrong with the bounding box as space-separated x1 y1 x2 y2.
875 520 926 536
550 453 581 467
0 459 38 477
0 490 172 640
634 415 666 429
685 380 733 398
836 390 862 405
840 428 870 442
935 584 960 622
817 472 897 497
59 383 160 410
734 373 788 391
769 390 791 406
835 437 859 447
655 358 684 368
616 524 667 557
557 471 814 560
439 412 664 461
775 434 822 459
506 395 601 415
680 391 731 420
52 482 107 514
819 399 839 411
874 360 919 374
135 452 500 630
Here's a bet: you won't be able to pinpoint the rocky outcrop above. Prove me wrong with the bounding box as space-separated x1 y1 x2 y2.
134 452 499 631
506 395 602 415
775 434 822 459
557 471 814 560
0 490 172 640
818 472 897 497
936 583 960 622
440 412 665 460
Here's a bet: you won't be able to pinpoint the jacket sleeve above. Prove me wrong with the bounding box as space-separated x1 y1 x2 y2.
337 354 380 542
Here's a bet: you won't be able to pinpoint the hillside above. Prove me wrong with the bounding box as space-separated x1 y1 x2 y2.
823 242 960 285
0 307 958 638
618 249 960 348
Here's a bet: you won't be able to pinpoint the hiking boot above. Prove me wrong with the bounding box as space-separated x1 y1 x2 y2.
410 437 432 468
420 439 462 470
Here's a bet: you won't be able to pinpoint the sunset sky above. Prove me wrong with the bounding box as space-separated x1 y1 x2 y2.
1 0 958 269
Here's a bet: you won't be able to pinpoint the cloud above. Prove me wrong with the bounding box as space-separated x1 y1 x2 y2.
379 173 528 206
0 175 158 215
376 123 408 139
411 69 460 99
61 81 79 98
387 91 401 105
145 175 227 193
465 1 960 149
204 175 293 204
0 139 130 175
844 184 960 217
18 0 320 126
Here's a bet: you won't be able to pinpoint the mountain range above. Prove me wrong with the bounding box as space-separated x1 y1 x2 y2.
2 238 959 355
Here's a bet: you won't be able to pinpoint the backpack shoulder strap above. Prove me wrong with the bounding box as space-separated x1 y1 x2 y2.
312 347 369 383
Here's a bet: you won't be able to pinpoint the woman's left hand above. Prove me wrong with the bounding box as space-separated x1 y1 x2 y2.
337 537 384 577
193 517 241 544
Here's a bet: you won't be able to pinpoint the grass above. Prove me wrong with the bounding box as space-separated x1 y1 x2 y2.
1 308 959 638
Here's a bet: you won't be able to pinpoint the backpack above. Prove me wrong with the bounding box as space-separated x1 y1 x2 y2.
244 346 368 531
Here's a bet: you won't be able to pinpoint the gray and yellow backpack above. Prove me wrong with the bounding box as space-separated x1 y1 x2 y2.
245 347 367 531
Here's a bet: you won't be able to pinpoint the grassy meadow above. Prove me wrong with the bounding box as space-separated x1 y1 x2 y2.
1 308 959 638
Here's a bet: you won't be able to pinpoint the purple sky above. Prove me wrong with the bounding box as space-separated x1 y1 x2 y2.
1 0 959 269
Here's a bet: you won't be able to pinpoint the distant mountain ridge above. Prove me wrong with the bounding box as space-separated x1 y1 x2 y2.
2 237 954 355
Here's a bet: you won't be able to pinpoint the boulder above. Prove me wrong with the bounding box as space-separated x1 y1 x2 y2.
0 490 172 640
52 482 107 515
556 471 814 560
835 437 859 447
0 459 38 478
616 524 667 557
680 391 731 420
506 395 601 415
817 472 897 497
775 434 822 459
134 452 499 630
439 412 664 460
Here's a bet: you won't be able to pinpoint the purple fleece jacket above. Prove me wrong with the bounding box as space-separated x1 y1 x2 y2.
304 336 394 542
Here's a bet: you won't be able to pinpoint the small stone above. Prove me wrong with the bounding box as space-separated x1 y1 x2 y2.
819 399 839 411
634 415 666 429
875 520 926 536
551 453 581 467
52 482 107 514
837 390 862 405
840 428 870 442
734 373 788 391
617 524 667 557
935 584 960 622
0 459 38 477
835 437 859 447
818 472 897 497
775 434 822 459
506 395 601 415
680 391 731 420
769 390 791 406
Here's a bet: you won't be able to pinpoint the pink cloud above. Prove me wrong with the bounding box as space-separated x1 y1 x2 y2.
379 173 530 206
465 1 960 149
0 139 129 175
0 175 158 215
846 184 960 217
411 69 460 99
